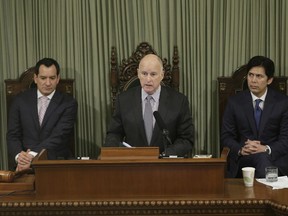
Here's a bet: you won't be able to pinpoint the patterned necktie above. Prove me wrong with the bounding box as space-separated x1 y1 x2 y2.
144 95 153 145
38 96 49 125
254 99 262 130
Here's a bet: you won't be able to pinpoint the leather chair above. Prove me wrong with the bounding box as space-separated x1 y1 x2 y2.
110 42 180 111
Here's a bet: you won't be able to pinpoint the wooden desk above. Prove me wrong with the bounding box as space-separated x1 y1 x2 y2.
0 178 288 216
0 174 34 192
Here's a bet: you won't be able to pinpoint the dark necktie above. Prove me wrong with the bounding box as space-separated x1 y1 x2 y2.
144 95 153 145
254 99 262 130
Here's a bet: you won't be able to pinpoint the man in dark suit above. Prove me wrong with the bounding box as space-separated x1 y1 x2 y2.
104 54 194 157
221 56 288 178
7 58 78 171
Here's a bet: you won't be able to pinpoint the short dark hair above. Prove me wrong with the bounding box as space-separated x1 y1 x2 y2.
246 56 275 79
35 58 60 75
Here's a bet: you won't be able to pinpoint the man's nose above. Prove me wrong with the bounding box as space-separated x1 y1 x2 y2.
146 75 152 81
45 79 52 85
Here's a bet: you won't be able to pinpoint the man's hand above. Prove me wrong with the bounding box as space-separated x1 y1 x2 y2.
16 150 34 171
240 139 266 155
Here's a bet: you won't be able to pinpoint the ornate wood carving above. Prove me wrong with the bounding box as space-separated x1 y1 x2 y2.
1 177 287 216
0 199 282 215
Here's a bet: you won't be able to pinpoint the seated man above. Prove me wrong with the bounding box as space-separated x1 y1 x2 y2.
104 54 194 157
221 55 288 178
7 58 78 171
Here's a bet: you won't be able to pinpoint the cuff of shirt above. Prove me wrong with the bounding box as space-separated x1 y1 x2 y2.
266 145 272 155
28 151 38 157
15 153 19 163
15 151 38 163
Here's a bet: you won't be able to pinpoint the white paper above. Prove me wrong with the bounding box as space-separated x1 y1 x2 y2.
122 142 132 148
256 176 288 189
193 154 212 158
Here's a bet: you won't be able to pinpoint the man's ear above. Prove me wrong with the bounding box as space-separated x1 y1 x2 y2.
160 69 164 79
33 74 38 84
267 77 274 85
57 74 61 83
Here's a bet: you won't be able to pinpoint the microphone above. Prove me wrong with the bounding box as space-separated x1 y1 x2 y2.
153 111 167 131
153 111 173 156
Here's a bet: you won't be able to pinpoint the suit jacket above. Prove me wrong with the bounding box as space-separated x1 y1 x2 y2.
7 88 78 162
221 88 288 177
104 86 194 157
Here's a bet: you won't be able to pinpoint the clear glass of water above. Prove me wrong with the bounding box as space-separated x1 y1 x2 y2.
265 166 278 182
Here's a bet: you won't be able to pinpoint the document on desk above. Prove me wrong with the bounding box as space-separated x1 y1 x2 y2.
256 176 288 189
193 155 212 158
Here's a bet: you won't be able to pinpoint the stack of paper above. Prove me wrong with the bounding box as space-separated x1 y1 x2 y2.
256 176 288 189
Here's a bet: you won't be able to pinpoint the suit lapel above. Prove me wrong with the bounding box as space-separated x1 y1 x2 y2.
259 89 275 135
133 87 148 145
150 87 169 146
242 91 258 136
41 91 62 127
30 89 41 130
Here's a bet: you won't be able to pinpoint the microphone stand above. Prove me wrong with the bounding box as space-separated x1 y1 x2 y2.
161 129 172 158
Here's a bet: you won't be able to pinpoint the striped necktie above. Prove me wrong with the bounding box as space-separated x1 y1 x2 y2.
38 96 49 125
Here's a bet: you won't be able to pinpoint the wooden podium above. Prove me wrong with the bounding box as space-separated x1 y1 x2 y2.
31 148 228 200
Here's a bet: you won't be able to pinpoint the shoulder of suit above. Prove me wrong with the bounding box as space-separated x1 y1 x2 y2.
161 85 186 98
267 87 287 99
15 88 36 98
227 90 250 104
119 85 186 99
54 90 77 102
118 86 141 97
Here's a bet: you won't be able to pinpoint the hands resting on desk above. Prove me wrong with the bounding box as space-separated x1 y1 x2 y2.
16 149 35 171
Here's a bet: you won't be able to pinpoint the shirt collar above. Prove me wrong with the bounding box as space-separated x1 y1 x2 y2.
250 88 268 102
37 90 55 100
141 85 161 102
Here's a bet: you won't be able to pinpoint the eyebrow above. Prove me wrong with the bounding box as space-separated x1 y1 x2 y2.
248 71 265 75
38 75 57 78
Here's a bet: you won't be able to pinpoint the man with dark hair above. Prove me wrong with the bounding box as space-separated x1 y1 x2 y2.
104 54 194 157
221 56 288 178
7 58 78 171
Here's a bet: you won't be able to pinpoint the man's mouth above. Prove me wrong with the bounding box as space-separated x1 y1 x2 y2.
250 86 258 89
